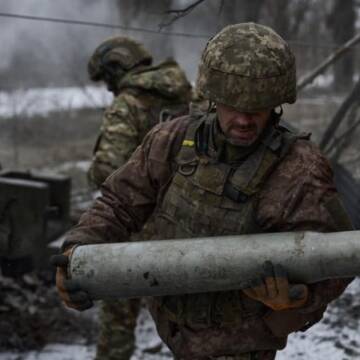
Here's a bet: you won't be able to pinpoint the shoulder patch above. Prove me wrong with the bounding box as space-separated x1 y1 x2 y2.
182 140 195 147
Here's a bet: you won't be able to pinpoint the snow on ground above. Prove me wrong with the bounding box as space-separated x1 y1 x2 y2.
0 80 348 119
278 278 360 360
2 278 360 360
300 73 358 91
306 74 334 89
140 277 360 360
0 86 112 118
0 344 96 360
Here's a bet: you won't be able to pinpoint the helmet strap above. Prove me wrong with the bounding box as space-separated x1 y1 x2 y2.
272 106 283 123
274 105 283 117
207 101 216 114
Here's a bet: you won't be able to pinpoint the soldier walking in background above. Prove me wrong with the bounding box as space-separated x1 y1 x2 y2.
55 24 353 359
87 36 192 186
86 36 192 360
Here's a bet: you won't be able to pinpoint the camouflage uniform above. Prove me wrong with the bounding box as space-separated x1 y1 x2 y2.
96 299 140 360
88 61 192 186
65 24 353 359
86 37 192 360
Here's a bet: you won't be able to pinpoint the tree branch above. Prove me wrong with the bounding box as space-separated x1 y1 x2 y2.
159 0 207 29
297 32 360 92
289 0 310 38
218 0 225 16
320 78 360 151
326 107 360 160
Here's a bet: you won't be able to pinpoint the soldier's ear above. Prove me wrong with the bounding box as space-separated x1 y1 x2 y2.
104 61 124 77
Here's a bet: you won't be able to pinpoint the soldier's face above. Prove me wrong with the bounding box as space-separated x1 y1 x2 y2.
216 103 272 146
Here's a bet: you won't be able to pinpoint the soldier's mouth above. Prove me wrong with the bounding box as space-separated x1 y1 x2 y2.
232 128 256 139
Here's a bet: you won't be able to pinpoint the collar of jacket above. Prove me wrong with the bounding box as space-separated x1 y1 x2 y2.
115 59 188 98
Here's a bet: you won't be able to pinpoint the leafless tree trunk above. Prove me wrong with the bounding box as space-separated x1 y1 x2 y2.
328 104 360 162
159 0 206 28
116 0 174 59
320 78 360 151
218 0 265 28
288 0 310 39
297 32 360 92
268 0 290 37
327 0 356 91
115 0 143 27
262 0 311 39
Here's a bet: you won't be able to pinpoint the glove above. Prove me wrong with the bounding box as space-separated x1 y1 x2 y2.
51 248 93 311
242 261 309 311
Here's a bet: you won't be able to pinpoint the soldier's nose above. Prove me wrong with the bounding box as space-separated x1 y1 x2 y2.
235 113 253 125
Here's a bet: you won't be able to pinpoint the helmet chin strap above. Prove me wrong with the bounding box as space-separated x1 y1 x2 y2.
207 101 216 114
272 106 283 124
103 67 126 95
274 105 283 117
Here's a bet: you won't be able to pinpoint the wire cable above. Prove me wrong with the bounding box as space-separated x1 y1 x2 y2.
0 11 359 50
0 11 210 39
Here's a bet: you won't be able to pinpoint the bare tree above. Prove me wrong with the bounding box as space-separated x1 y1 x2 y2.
327 0 356 91
261 0 310 39
116 0 174 59
115 0 143 28
287 0 311 39
297 32 360 92
160 0 265 30
159 0 206 29
217 0 265 28
327 104 360 162
320 78 360 151
266 0 290 37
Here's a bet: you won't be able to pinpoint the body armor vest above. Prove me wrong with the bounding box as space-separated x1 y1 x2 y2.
153 114 307 328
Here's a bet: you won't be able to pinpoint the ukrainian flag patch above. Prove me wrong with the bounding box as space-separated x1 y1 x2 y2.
182 140 194 147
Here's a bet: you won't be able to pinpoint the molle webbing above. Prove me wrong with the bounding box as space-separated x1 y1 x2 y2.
154 114 308 327
177 116 301 203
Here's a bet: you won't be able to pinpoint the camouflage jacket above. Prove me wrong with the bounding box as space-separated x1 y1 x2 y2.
88 59 192 187
66 116 352 358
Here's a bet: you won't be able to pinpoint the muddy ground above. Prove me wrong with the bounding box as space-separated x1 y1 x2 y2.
1 272 360 360
1 96 360 359
0 271 98 351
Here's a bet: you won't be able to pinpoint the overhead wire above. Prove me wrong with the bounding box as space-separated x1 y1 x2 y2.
0 11 210 39
0 11 359 50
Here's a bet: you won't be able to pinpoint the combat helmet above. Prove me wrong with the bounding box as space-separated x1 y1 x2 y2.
196 23 296 112
88 36 153 82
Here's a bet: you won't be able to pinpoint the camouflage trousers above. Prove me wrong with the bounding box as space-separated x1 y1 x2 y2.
95 299 141 360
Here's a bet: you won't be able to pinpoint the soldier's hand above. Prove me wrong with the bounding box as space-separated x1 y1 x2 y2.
51 248 93 311
242 261 309 311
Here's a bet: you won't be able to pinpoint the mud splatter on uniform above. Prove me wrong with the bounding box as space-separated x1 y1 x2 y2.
66 114 352 360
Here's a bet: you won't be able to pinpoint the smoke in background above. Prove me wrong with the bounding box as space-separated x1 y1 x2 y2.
0 0 208 90
0 1 128 89
1 0 357 91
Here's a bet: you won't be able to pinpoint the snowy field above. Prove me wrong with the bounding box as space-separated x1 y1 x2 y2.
0 86 112 118
0 76 346 119
1 278 360 360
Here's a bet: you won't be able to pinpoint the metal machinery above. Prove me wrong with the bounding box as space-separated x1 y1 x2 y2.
0 170 71 275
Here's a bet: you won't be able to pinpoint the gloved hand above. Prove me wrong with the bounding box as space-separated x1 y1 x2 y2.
242 261 309 311
51 248 93 311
